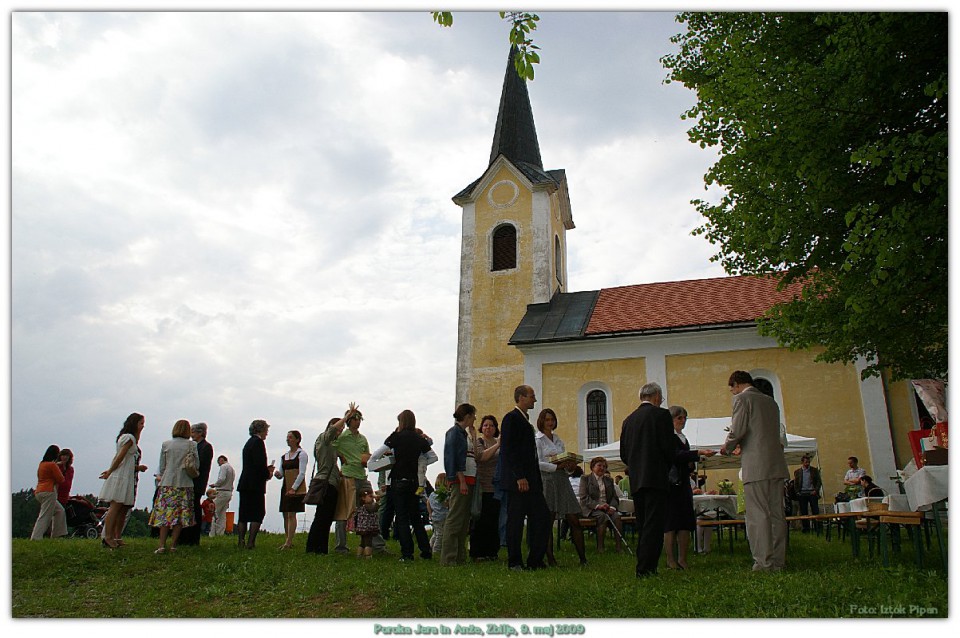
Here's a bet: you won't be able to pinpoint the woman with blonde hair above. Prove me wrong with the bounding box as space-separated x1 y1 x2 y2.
148 419 200 554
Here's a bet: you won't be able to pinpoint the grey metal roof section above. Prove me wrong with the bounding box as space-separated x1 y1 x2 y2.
490 46 543 169
509 291 600 345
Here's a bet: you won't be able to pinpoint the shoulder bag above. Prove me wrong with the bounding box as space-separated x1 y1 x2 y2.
303 457 328 506
182 450 200 479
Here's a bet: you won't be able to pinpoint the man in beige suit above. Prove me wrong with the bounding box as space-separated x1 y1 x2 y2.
721 370 789 572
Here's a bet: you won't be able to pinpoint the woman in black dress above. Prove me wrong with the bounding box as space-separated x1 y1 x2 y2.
663 406 715 569
236 419 274 550
274 429 308 550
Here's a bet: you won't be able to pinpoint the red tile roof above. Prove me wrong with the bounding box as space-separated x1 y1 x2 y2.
585 274 803 335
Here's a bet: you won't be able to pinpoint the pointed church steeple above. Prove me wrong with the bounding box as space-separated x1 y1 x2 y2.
489 47 543 169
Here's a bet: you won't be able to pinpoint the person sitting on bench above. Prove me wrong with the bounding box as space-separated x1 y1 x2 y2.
578 457 624 553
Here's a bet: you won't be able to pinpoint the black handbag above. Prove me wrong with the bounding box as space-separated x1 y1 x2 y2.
304 477 329 506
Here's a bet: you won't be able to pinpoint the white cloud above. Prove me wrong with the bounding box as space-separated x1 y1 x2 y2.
11 11 726 534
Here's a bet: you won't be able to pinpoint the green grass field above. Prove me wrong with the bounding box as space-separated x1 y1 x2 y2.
11 528 947 619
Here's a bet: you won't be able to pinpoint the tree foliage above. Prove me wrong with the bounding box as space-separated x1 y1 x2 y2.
432 11 541 79
662 12 947 381
11 490 153 538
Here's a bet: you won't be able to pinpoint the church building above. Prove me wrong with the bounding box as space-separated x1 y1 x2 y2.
451 49 922 496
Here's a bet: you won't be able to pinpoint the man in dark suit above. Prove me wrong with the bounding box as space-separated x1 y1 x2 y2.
499 385 551 571
721 370 789 572
793 454 822 533
179 421 214 545
620 381 678 577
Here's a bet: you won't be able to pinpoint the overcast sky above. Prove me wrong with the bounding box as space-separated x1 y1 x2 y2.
10 9 733 534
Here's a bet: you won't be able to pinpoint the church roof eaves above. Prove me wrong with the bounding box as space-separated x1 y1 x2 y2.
452 156 561 205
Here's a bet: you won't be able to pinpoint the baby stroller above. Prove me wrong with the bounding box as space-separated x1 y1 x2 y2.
64 496 104 539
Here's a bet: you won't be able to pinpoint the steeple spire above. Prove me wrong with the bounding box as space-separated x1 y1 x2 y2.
489 46 543 169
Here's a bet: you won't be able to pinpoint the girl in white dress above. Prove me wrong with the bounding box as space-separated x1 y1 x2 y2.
99 413 145 549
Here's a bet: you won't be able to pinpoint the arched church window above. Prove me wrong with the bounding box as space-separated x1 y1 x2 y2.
555 235 563 286
586 389 608 447
491 224 517 271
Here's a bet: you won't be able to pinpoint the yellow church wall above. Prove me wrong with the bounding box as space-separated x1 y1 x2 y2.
465 368 526 423
665 348 870 499
884 374 920 469
468 165 534 372
540 358 647 457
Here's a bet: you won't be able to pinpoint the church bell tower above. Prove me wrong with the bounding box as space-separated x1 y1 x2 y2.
452 47 575 414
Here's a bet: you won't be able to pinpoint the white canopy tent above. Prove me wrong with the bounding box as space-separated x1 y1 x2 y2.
585 417 818 470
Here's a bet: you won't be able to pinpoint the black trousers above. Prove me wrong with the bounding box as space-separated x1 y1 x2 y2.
393 480 432 559
505 488 550 569
379 486 397 540
306 486 339 554
470 491 501 559
797 493 820 530
178 486 203 545
633 487 668 575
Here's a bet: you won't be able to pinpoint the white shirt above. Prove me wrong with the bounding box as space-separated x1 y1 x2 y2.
212 462 235 492
274 448 309 490
535 431 566 473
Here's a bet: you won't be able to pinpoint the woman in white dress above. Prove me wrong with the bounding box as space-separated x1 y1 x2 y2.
98 412 145 549
535 408 587 567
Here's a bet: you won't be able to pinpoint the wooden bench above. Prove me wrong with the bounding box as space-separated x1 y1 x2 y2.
696 518 746 553
877 511 934 568
575 516 631 550
784 514 825 544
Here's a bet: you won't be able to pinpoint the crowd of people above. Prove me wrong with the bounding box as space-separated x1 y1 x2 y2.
28 370 879 577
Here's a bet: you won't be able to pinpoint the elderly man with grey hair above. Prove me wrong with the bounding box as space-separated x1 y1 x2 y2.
180 421 214 545
619 381 679 577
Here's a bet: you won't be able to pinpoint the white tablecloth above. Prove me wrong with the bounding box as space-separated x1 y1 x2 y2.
693 494 739 518
904 465 949 511
839 495 911 513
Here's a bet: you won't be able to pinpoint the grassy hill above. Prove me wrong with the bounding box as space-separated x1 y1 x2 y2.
12 530 947 618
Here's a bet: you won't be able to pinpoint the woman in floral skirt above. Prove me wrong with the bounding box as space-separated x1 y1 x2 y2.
148 419 199 554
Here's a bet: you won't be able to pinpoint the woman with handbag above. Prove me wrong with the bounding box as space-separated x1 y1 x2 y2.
148 419 200 554
274 430 309 550
305 405 356 554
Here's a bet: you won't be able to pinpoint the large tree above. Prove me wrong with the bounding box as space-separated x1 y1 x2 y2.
662 12 947 381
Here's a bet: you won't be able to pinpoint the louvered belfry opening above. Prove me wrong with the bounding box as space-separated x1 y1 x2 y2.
492 224 517 271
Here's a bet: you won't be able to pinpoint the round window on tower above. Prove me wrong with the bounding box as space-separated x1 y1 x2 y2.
487 179 519 209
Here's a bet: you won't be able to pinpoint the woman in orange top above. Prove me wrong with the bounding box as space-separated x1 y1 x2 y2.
31 445 67 540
